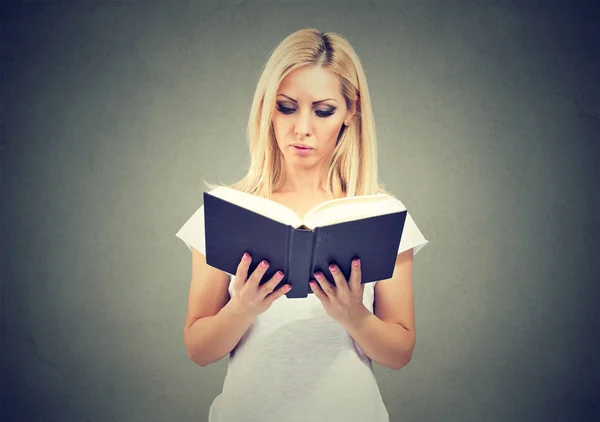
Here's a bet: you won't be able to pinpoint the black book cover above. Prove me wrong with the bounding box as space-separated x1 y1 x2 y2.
203 192 407 298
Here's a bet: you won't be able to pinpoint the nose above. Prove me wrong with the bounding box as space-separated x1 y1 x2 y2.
294 109 312 137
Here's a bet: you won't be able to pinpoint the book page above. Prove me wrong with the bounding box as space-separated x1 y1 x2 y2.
209 186 303 227
303 193 387 220
304 194 406 228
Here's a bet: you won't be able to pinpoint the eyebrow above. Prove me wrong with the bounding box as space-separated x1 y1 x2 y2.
277 94 337 105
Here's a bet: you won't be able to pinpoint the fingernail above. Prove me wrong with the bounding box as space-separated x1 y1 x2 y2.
353 259 360 267
285 285 292 291
260 260 268 268
315 272 322 279
243 253 250 261
276 271 284 279
329 264 337 272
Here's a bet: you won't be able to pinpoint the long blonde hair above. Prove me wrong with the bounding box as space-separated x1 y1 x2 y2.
204 28 393 200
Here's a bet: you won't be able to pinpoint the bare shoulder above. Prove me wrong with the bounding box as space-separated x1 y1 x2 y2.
184 247 231 331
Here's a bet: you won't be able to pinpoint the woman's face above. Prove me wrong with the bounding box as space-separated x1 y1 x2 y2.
272 65 354 169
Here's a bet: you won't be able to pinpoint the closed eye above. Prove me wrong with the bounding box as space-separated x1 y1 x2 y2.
276 104 335 118
276 105 295 114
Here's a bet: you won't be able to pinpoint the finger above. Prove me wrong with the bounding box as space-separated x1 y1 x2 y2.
259 270 285 298
349 258 362 291
314 272 334 296
309 280 326 301
328 263 348 291
247 259 270 288
234 252 251 291
266 283 292 303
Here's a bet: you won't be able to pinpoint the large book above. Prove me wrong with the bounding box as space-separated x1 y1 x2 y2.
203 187 408 298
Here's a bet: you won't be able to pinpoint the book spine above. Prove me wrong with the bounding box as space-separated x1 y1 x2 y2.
307 226 320 294
285 225 292 280
286 228 315 298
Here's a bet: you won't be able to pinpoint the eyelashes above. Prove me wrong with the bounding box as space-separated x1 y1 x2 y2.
276 103 335 118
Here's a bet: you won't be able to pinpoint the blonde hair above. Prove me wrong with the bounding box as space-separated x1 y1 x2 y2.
204 28 393 200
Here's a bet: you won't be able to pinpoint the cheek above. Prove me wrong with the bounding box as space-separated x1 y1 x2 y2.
316 120 344 143
272 113 292 129
271 117 286 143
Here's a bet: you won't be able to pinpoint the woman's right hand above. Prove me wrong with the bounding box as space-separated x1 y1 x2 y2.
230 252 291 318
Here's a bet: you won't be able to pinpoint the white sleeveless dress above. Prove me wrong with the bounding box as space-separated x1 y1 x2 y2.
176 194 428 422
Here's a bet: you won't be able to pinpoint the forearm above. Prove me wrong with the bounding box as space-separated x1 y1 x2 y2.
343 307 415 370
184 299 256 367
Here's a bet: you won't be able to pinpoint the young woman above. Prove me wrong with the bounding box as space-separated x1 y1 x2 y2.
176 28 428 422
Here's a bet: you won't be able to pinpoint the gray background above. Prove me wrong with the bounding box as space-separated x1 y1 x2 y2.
2 1 599 421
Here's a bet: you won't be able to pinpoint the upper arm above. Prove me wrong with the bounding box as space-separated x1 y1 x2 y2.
183 247 231 333
373 248 416 335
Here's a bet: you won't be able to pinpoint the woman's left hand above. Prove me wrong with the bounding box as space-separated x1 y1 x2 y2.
310 259 369 328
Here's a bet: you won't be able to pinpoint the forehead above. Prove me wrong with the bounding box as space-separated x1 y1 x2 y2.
277 65 342 100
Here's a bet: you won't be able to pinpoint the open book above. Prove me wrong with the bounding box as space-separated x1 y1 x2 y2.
203 186 407 298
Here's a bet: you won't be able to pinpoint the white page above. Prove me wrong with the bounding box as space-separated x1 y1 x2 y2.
305 194 406 228
209 186 302 227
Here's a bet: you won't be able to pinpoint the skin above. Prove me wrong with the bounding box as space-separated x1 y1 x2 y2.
267 64 416 370
183 65 415 371
271 64 355 196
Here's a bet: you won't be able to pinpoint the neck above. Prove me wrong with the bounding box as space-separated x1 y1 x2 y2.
278 164 329 196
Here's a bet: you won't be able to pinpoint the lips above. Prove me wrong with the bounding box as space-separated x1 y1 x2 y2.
292 144 312 150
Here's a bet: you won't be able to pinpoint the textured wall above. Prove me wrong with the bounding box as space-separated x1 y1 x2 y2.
1 1 598 421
